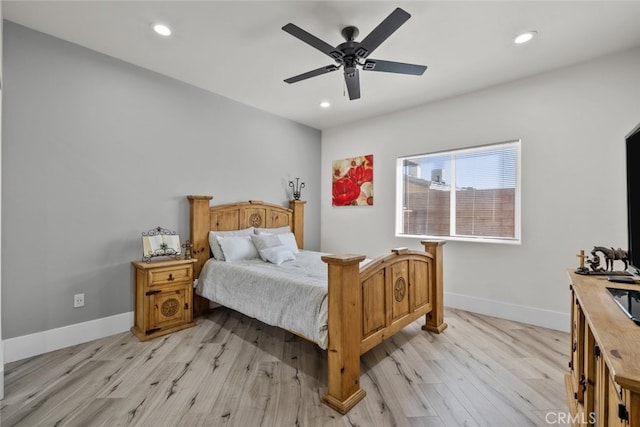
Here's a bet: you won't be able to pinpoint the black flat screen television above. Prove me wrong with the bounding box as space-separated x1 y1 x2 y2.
626 122 640 278
606 287 640 325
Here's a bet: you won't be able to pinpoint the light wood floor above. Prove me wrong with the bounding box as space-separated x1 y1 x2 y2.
1 308 570 427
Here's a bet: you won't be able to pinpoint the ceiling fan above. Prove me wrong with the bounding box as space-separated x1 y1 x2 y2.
282 7 427 101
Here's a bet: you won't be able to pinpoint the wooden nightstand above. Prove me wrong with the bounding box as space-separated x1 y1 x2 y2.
131 258 197 341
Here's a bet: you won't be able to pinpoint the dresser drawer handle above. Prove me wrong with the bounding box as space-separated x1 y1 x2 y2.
168 273 175 281
579 374 587 393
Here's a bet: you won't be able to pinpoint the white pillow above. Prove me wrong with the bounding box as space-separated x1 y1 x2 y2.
261 246 296 265
251 234 295 265
216 235 259 262
255 228 300 254
255 226 291 235
251 234 282 260
276 232 300 254
209 227 254 261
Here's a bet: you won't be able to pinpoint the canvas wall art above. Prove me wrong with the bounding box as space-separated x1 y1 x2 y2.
332 154 373 206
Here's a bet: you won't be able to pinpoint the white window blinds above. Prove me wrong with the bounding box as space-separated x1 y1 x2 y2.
397 140 521 243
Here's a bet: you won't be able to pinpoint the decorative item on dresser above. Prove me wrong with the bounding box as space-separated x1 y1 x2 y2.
566 270 640 426
131 258 196 341
187 194 446 414
575 246 630 276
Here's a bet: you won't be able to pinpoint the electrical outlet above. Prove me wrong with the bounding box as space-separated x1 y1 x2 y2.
74 293 85 308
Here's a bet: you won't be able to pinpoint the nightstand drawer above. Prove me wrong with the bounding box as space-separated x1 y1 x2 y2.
148 265 192 286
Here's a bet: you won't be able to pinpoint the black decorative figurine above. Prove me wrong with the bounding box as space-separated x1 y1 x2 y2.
289 178 305 201
575 246 630 275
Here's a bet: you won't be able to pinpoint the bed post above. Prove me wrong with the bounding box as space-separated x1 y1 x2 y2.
187 195 213 278
321 253 367 414
289 200 305 249
421 240 448 333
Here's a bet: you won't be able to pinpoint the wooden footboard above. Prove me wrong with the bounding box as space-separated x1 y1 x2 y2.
187 195 446 415
321 241 446 414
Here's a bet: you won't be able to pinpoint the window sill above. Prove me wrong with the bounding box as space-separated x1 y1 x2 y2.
396 233 521 245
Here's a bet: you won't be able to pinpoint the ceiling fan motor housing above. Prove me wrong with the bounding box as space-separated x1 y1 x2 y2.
341 26 359 41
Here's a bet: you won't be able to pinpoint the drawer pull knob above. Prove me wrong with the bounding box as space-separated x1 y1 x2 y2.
168 274 175 281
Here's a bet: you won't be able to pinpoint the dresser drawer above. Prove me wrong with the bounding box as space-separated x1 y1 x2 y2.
148 265 192 286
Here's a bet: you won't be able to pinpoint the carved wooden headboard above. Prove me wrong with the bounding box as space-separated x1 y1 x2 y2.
187 195 305 278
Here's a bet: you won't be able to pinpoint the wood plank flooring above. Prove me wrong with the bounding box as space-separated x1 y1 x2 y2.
1 308 571 426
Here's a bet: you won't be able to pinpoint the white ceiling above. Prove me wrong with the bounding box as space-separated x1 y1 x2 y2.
4 1 640 130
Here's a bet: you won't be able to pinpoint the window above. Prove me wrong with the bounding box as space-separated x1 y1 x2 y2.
396 140 521 243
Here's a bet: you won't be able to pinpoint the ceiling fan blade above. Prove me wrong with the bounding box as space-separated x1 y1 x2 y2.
284 65 340 84
282 23 344 60
363 59 427 75
344 69 361 100
357 8 411 58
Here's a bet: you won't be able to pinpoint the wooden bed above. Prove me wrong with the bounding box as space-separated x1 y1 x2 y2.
187 195 447 414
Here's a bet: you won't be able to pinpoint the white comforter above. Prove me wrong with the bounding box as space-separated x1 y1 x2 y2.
195 250 331 349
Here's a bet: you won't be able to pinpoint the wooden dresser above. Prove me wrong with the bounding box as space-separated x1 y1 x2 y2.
131 258 197 341
567 271 640 426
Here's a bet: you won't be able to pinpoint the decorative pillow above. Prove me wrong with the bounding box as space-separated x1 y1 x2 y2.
275 232 300 254
255 227 300 254
251 234 296 264
251 234 282 259
261 246 296 265
208 228 254 261
216 235 259 262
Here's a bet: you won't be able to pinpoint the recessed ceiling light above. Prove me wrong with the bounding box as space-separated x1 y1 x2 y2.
514 31 537 44
153 24 172 37
320 101 331 108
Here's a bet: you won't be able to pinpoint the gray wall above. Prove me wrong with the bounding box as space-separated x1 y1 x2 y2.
321 47 640 329
1 21 321 339
1 2 5 400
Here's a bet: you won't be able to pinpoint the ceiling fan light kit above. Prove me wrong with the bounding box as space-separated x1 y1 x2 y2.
282 7 427 101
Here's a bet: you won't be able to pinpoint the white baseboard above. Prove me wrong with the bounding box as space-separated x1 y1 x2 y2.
0 339 4 400
444 292 570 333
2 295 569 364
3 311 134 364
